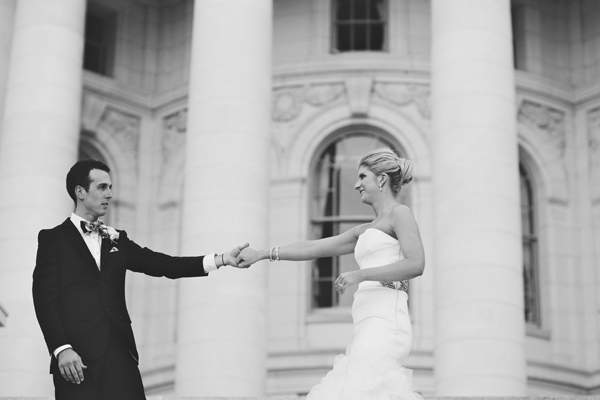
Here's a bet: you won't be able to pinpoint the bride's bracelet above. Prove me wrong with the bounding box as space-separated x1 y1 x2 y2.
269 246 281 262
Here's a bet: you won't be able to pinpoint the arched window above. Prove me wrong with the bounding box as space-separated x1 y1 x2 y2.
520 163 540 325
310 131 405 309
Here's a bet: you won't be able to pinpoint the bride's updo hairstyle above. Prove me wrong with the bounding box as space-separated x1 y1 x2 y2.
359 149 414 196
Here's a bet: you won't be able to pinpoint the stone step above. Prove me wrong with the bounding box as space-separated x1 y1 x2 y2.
1 397 599 400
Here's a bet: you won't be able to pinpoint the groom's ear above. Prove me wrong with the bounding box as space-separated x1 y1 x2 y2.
75 185 86 200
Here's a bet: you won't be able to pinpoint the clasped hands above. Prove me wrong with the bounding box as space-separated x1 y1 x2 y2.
225 245 264 269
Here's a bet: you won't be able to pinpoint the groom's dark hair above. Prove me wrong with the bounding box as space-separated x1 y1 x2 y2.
66 159 111 204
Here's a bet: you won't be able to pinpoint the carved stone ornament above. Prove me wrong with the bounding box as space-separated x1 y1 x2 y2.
272 83 346 122
587 108 600 199
518 100 566 155
99 107 140 157
587 107 600 153
373 82 431 119
305 83 345 107
272 88 304 122
81 92 108 131
163 109 188 163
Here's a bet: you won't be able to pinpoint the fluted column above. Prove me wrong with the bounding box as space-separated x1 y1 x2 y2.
0 0 85 394
431 0 526 395
0 0 16 143
175 0 272 396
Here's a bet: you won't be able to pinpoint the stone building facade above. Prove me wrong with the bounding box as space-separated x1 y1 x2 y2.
0 0 598 397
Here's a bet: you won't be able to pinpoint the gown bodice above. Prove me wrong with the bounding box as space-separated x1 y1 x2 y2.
354 228 408 291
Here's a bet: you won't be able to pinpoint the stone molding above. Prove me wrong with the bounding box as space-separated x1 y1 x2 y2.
272 83 344 122
81 92 108 132
162 108 188 163
372 82 431 119
99 107 141 159
0 396 598 399
586 106 600 153
272 80 431 122
345 75 373 116
305 83 345 107
518 100 566 156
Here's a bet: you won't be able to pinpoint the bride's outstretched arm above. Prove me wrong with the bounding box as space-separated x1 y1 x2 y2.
238 224 367 268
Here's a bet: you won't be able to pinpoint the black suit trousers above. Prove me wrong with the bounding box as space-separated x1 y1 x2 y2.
53 321 145 400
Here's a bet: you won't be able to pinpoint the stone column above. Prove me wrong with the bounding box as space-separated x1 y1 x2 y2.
175 0 272 396
0 0 16 142
430 0 526 395
0 0 85 394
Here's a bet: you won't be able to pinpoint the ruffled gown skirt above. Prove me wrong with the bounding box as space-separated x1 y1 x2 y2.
306 285 422 400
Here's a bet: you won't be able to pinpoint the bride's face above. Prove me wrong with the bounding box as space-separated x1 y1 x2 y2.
354 166 379 203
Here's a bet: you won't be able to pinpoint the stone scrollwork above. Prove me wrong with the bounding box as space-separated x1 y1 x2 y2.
81 92 108 132
305 83 345 107
99 107 140 158
587 107 600 200
272 87 304 122
272 83 346 122
373 82 431 119
163 109 187 163
587 106 600 153
518 100 566 155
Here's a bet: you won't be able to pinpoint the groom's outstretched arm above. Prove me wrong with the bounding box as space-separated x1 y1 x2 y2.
122 230 250 276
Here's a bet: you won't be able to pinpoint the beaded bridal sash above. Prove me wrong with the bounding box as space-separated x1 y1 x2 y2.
380 280 409 292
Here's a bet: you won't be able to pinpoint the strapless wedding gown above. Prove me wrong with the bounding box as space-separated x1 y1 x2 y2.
306 228 423 400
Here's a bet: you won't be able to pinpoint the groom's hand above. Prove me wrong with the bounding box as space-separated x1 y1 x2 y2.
57 348 87 384
224 243 250 268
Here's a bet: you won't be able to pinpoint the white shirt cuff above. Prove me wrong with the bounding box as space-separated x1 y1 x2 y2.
53 344 72 358
203 253 217 273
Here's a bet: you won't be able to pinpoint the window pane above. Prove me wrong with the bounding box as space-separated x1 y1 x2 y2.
333 0 386 52
336 0 353 21
520 164 540 325
368 23 385 50
83 9 116 76
353 23 368 50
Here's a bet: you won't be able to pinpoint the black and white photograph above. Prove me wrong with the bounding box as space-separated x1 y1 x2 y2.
0 0 598 399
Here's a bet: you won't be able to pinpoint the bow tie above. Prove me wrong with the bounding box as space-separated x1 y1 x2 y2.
81 219 107 236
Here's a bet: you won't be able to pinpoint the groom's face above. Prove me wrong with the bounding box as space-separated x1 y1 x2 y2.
79 169 113 220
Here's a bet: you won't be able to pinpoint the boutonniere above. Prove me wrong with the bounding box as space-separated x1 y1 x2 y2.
95 221 120 245
105 226 120 245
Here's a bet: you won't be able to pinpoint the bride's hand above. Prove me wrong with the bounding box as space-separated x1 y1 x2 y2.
334 271 363 295
237 247 263 268
224 243 249 268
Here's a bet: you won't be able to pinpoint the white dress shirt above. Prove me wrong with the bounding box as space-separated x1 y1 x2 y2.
70 213 101 268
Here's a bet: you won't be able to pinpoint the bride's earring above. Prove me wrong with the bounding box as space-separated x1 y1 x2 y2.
379 184 383 192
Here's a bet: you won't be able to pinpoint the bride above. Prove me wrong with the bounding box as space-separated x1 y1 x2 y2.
238 148 424 399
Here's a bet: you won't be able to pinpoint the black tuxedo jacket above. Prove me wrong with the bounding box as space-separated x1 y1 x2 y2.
32 218 206 373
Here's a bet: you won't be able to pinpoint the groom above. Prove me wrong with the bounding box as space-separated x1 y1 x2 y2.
32 159 247 400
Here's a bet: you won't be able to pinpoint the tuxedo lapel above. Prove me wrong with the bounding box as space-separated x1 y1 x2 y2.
100 237 110 271
60 218 100 275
